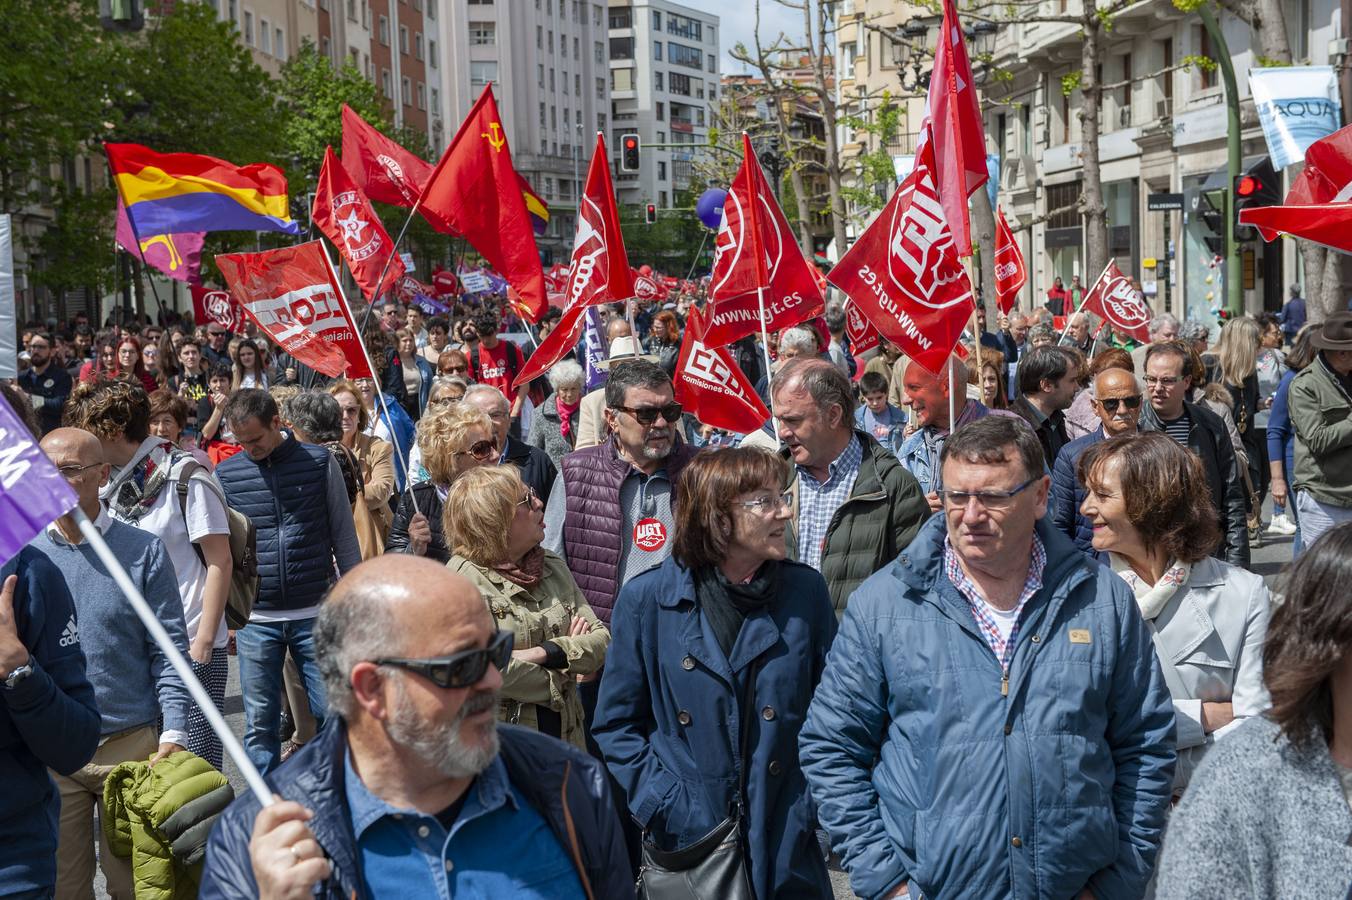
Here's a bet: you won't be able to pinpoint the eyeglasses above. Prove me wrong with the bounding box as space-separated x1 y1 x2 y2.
936 474 1040 510
736 491 793 514
1098 395 1142 413
57 462 101 479
429 396 458 407
373 631 514 689
1143 375 1182 387
456 439 499 460
518 485 539 507
612 402 682 426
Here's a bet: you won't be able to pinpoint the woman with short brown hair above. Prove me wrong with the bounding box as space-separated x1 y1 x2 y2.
1078 431 1270 792
444 465 608 748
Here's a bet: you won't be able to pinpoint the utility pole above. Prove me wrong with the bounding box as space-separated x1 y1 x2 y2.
1198 4 1243 316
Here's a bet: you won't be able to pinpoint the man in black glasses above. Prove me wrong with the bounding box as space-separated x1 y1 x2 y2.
1050 366 1143 555
801 416 1175 900
199 556 630 900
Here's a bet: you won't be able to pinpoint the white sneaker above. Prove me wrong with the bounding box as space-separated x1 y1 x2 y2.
1267 514 1297 535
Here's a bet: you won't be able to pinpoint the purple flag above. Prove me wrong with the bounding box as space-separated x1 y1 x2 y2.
582 306 607 391
115 197 205 284
413 291 450 316
0 396 77 568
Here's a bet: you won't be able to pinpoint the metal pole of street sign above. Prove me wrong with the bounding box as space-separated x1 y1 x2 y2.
1198 3 1244 316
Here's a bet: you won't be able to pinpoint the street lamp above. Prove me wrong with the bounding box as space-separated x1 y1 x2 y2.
891 16 999 91
757 134 786 195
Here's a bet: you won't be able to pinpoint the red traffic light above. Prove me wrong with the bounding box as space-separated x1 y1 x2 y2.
645 203 656 224
1235 175 1259 197
624 137 638 150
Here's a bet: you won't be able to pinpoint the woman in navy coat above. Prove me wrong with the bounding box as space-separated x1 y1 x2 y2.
593 447 836 899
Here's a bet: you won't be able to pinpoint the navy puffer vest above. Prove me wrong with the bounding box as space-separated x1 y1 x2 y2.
560 439 698 624
216 434 337 612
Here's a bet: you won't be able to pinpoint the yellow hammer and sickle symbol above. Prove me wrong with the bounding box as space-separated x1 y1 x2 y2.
480 122 506 152
140 234 183 271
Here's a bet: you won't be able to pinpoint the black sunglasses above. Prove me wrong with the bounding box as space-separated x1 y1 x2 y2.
1099 395 1143 413
374 631 514 689
612 402 682 426
456 438 498 460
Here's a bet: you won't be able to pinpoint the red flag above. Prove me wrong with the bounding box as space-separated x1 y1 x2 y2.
927 0 988 256
704 133 823 347
1291 122 1352 203
633 273 660 301
1079 260 1152 344
561 134 634 311
418 87 547 321
993 207 1027 315
511 304 585 392
215 241 371 378
828 128 975 376
1241 203 1352 253
312 146 406 302
190 285 246 334
843 300 880 356
340 104 433 208
674 307 771 435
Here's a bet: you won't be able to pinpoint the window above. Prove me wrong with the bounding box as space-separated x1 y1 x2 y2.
539 64 546 88
431 87 440 111
654 41 662 61
668 43 702 69
378 14 388 44
427 0 437 16
320 34 330 58
381 68 392 98
708 84 716 100
537 26 542 49
467 0 491 3
611 68 634 91
596 76 605 99
575 73 581 94
666 13 701 40
415 32 423 60
275 26 284 57
654 71 663 91
1198 26 1216 89
417 82 426 109
560 35 567 58
610 36 633 60
659 190 668 207
402 76 412 106
1161 38 1174 107
658 161 666 180
471 61 498 87
228 0 237 23
608 8 631 28
399 25 409 54
669 72 691 95
574 37 579 59
540 102 546 126
549 69 555 90
597 112 606 132
594 3 601 26
708 54 716 72
550 107 557 129
652 10 661 29
260 18 270 53
595 41 604 64
242 10 253 45
708 25 715 46
656 101 664 120
657 130 666 142
470 21 495 45
548 30 554 53
428 38 438 68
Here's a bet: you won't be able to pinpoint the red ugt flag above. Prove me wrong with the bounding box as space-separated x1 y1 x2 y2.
216 241 371 379
674 306 771 435
704 133 823 347
828 127 975 376
927 0 988 256
340 104 433 208
1079 260 1152 344
313 146 406 302
418 87 547 321
844 301 880 357
993 207 1027 315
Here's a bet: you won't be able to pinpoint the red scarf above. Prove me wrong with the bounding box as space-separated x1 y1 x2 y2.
556 394 581 442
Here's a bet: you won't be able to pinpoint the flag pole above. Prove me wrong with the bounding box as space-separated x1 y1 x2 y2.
1056 260 1112 348
756 286 779 445
355 197 425 337
947 355 958 438
72 508 274 808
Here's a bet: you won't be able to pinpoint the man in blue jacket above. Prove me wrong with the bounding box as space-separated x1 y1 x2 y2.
799 416 1175 900
198 555 631 900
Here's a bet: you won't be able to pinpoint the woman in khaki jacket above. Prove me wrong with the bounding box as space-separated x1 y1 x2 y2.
444 465 609 749
330 379 396 558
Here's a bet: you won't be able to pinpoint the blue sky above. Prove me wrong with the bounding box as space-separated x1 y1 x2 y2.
682 0 806 74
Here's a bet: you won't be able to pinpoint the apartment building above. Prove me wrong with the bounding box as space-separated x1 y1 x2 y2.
209 0 318 75
606 0 720 209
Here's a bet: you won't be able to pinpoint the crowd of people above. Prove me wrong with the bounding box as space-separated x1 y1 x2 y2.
2 285 1352 900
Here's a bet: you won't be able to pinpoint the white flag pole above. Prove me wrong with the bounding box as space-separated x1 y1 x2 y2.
72 508 274 807
756 285 780 448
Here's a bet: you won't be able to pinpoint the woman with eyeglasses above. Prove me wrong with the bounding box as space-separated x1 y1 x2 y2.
328 379 396 558
593 448 836 900
445 465 608 749
1079 432 1270 794
386 403 497 562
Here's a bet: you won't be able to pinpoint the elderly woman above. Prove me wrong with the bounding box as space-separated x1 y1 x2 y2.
444 466 608 748
1078 431 1270 792
593 448 836 899
328 379 396 558
526 359 584 467
386 402 497 561
1155 523 1352 898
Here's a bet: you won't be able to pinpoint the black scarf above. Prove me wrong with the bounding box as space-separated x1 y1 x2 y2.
693 560 781 658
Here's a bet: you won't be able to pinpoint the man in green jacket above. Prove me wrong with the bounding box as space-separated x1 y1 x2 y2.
773 357 930 614
1289 311 1352 547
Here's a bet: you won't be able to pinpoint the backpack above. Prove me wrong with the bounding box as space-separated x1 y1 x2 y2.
472 340 547 405
175 460 259 630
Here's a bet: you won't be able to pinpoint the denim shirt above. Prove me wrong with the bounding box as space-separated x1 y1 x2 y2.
344 752 586 900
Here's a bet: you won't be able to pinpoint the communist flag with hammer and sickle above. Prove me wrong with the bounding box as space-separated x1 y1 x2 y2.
418 86 547 321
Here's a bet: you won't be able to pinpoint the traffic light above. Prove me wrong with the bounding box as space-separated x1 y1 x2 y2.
645 203 656 225
1197 189 1225 258
1233 158 1280 241
621 134 640 172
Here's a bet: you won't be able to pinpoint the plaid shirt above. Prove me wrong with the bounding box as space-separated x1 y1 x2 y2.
943 535 1047 677
795 434 864 570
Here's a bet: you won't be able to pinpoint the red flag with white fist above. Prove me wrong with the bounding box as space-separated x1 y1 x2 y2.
312 146 406 302
1079 260 1152 344
673 306 771 435
190 285 246 334
827 127 975 375
994 207 1027 315
215 241 371 378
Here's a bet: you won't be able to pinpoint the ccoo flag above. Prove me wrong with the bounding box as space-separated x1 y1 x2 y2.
926 0 988 256
0 394 78 568
312 146 406 301
418 87 547 321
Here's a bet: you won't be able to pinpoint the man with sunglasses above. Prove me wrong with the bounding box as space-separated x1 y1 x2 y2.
801 416 1176 900
199 556 630 900
1050 366 1143 555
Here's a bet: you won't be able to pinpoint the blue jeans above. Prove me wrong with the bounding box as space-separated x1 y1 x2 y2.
235 618 327 774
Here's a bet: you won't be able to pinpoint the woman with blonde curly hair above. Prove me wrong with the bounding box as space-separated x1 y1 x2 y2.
445 465 608 748
385 401 496 561
328 379 396 558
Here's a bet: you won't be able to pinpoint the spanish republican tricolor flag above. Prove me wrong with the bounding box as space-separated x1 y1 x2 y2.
105 143 301 237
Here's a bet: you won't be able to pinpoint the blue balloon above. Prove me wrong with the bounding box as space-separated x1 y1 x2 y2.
696 188 729 230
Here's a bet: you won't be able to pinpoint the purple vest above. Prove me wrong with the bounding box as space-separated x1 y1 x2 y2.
560 439 699 624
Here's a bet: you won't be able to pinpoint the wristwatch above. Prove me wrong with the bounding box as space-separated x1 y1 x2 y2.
3 658 35 690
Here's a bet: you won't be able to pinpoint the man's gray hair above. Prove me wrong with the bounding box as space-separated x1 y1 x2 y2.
772 357 856 420
778 326 819 356
824 304 847 335
463 383 509 411
1148 313 1179 337
314 582 403 719
284 391 342 444
1179 320 1210 343
547 359 585 391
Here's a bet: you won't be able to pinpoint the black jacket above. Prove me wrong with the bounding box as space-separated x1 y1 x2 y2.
386 481 449 562
198 722 634 900
504 435 558 506
1140 400 1250 567
1008 395 1069 467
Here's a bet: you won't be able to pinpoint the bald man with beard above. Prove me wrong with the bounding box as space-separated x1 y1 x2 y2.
199 556 630 900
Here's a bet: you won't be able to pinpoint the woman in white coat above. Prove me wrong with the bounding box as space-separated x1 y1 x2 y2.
1079 430 1270 794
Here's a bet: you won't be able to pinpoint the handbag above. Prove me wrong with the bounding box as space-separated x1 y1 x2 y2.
637 662 760 900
